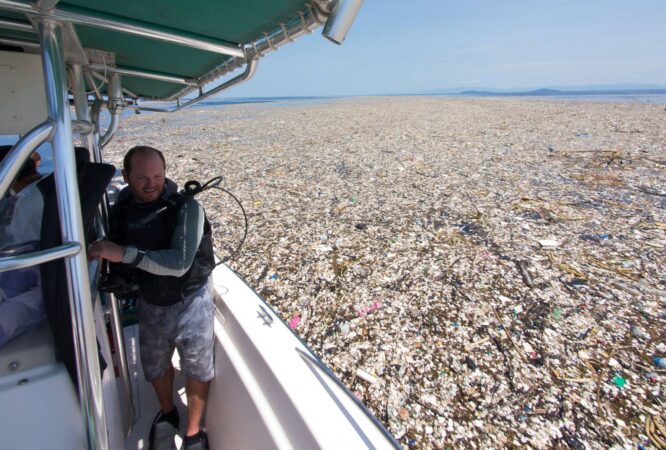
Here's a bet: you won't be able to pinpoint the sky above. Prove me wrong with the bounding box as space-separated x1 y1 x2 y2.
222 0 666 97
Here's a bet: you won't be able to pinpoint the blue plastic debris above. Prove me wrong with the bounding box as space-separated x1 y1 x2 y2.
580 233 612 242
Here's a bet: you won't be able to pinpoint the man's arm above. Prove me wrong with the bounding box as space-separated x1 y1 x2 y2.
122 199 205 277
88 198 205 276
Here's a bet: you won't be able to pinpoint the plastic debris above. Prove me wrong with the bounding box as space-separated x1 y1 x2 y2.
631 326 649 340
612 374 627 388
356 301 382 317
356 368 378 384
552 307 562 320
580 233 612 242
515 259 535 288
654 358 666 369
538 239 559 248
465 356 478 370
103 97 666 449
288 315 301 329
562 428 585 450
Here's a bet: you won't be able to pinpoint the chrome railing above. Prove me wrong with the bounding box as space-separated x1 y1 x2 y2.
0 242 81 272
131 58 258 113
71 61 135 437
0 122 53 199
38 18 109 450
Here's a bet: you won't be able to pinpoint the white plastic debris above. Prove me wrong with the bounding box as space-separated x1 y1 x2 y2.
356 369 378 384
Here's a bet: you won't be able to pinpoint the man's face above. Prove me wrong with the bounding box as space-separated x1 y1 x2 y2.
122 152 165 203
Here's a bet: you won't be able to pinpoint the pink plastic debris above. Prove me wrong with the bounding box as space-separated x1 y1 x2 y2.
288 314 301 329
356 301 382 317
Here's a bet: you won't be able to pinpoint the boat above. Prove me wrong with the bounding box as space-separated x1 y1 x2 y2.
0 1 400 448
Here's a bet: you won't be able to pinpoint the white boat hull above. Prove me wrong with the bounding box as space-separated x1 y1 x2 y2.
205 263 398 449
124 263 398 449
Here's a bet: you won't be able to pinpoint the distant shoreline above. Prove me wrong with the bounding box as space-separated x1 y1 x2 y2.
458 88 666 96
199 90 666 107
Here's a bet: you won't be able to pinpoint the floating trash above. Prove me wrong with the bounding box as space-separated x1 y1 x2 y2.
631 326 649 340
459 222 484 236
356 301 382 317
552 307 562 320
580 233 612 242
538 239 559 248
356 368 378 384
103 97 666 449
612 374 627 388
288 315 301 329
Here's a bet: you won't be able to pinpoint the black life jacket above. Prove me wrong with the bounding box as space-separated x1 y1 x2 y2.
110 184 215 306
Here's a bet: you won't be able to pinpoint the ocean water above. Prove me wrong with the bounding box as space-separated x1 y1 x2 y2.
196 95 340 108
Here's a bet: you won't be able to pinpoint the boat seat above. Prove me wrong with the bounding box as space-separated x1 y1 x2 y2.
0 320 55 377
39 147 115 385
0 147 113 382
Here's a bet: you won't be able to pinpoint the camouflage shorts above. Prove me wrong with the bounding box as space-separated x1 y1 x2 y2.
138 281 215 382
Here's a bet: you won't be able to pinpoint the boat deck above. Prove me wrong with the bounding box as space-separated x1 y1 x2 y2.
124 324 189 450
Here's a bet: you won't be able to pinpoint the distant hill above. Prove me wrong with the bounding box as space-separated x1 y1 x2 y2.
458 88 666 96
420 83 666 95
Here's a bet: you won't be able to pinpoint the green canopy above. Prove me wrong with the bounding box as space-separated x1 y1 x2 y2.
0 0 328 99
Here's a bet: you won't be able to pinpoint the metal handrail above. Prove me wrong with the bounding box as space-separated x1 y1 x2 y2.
105 290 135 435
72 119 93 134
38 18 109 450
71 59 135 437
0 17 33 32
0 36 40 49
85 64 199 87
131 58 258 113
0 121 53 199
99 73 123 148
0 242 81 272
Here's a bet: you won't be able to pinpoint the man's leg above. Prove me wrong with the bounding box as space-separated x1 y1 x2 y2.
139 300 180 449
176 282 215 448
185 378 210 437
151 366 176 413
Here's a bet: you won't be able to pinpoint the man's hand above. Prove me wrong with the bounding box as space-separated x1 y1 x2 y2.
88 240 124 263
